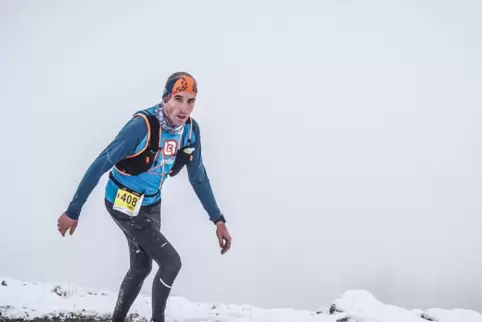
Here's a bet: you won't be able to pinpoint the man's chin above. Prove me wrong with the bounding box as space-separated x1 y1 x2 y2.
164 113 186 126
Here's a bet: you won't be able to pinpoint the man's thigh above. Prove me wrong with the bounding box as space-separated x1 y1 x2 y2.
105 199 178 265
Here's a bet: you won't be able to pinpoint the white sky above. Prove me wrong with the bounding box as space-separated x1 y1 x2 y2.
1 0 481 313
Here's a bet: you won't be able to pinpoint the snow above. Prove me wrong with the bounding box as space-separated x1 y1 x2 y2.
0 277 481 322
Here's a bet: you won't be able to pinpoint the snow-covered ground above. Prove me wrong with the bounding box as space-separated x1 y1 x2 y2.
1 277 481 322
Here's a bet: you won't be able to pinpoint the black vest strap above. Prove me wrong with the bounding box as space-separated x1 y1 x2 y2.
114 111 160 176
109 172 160 198
144 112 160 153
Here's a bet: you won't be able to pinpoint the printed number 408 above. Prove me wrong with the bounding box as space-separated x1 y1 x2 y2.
120 193 138 206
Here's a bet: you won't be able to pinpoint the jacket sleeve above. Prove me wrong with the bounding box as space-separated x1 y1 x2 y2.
65 116 148 220
186 121 225 224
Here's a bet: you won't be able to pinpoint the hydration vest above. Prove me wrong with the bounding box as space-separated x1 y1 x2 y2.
114 110 196 177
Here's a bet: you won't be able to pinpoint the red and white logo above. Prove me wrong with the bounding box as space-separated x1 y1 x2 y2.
162 140 177 156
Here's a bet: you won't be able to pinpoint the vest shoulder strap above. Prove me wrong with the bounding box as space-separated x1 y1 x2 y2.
134 111 160 153
182 117 197 147
114 111 160 176
169 117 199 177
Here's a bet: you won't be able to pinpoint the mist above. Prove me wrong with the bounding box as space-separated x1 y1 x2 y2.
1 0 481 313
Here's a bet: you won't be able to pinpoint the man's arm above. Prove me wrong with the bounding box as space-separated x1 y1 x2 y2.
186 121 225 224
65 116 148 220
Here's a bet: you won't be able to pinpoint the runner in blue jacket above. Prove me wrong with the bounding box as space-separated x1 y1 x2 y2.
57 72 232 322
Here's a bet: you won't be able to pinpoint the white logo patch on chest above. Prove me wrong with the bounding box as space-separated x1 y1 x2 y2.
162 140 178 156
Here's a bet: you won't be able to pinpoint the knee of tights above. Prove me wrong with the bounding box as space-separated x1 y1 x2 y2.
173 256 182 274
131 261 153 278
162 253 182 276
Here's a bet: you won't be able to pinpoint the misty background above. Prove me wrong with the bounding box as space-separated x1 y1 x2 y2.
1 0 481 313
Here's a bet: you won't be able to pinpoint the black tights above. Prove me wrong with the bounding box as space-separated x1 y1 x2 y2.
105 199 182 322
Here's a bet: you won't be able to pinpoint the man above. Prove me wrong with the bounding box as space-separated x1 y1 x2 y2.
57 72 232 322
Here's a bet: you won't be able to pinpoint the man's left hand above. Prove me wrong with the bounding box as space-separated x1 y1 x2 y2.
216 222 232 255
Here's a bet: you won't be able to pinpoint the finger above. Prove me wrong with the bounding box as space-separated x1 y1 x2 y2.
217 234 224 248
224 239 231 254
226 236 231 250
71 222 78 235
59 225 68 237
221 236 231 254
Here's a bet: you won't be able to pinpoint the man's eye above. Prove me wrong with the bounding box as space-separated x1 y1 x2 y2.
175 97 183 102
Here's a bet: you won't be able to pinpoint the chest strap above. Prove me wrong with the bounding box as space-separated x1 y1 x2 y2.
109 172 160 198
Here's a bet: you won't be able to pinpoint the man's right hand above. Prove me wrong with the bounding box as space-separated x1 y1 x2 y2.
57 213 78 237
215 222 232 255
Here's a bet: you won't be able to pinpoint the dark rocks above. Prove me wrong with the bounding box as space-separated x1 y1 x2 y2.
330 303 344 314
0 311 149 322
0 318 105 321
420 312 438 321
336 318 351 322
51 286 68 298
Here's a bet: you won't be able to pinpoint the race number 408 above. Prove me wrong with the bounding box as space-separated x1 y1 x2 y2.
113 189 144 217
118 191 138 207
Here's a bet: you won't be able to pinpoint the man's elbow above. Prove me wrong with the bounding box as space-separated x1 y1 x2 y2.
188 174 209 186
187 164 210 186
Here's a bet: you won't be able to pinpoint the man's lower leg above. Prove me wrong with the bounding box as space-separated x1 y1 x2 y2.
111 264 151 321
151 255 182 322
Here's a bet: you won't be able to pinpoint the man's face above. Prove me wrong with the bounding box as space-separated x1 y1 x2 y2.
163 91 196 126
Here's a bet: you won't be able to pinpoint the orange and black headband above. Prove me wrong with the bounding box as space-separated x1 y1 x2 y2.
162 73 198 103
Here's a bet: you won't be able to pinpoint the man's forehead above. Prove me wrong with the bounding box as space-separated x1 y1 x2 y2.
172 92 197 99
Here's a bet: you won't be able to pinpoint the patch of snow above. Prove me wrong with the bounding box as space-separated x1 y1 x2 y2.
0 277 481 322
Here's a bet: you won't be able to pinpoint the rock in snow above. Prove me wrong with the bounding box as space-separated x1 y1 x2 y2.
0 277 481 322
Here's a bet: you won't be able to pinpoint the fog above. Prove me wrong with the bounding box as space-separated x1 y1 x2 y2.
1 0 481 313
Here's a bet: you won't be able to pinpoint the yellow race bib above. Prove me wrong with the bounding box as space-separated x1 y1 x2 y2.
113 188 144 216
